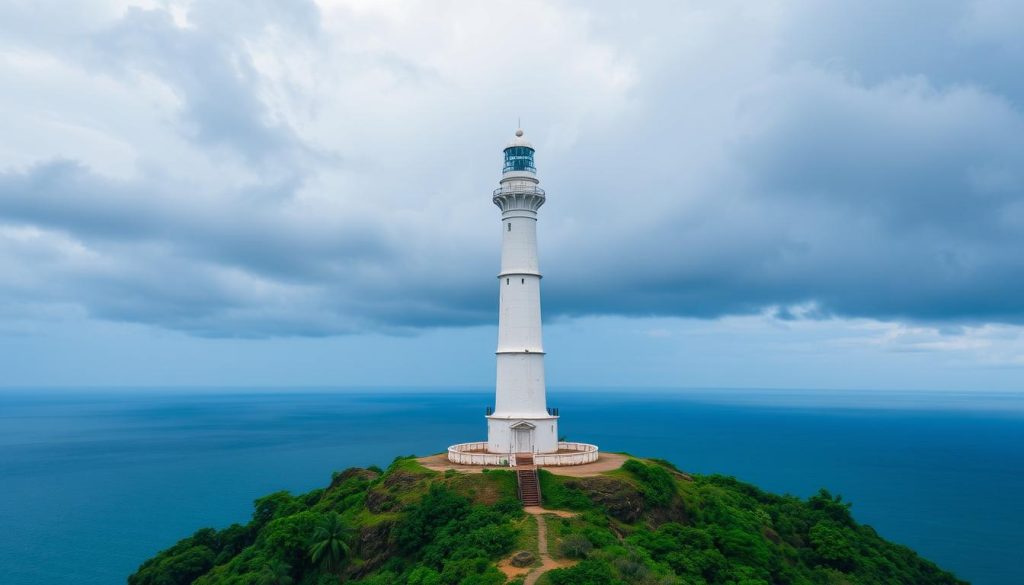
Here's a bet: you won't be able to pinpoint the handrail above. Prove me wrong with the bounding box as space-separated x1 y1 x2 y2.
493 185 546 197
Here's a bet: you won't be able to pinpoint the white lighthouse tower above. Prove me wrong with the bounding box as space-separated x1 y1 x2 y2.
447 129 598 467
486 129 558 455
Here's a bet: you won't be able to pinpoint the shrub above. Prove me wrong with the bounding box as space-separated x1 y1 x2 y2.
251 492 301 531
560 534 594 559
547 559 617 585
407 566 441 585
129 545 215 585
622 459 676 507
394 485 471 554
809 521 858 571
808 489 854 526
538 471 594 510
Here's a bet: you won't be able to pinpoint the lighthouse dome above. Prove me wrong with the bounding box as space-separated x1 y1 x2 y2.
506 128 533 149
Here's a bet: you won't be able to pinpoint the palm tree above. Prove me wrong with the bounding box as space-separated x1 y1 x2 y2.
256 559 293 585
308 512 352 573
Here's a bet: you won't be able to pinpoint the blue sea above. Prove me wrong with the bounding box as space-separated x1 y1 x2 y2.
1 388 1022 585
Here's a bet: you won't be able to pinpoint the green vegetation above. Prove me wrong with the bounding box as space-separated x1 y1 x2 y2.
308 513 352 573
130 456 967 585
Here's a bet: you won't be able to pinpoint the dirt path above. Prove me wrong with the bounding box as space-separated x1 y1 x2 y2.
523 508 576 585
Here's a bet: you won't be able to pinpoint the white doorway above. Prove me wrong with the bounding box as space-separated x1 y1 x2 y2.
511 421 535 453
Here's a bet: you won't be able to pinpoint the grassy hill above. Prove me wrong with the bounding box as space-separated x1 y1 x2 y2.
128 455 967 585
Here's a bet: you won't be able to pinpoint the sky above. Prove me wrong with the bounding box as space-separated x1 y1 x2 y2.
0 0 1022 391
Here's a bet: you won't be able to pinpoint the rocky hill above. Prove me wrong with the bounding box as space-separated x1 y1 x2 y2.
129 455 967 585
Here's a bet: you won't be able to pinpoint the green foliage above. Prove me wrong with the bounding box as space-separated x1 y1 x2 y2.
547 558 618 585
491 495 524 516
255 559 293 585
418 501 518 567
130 459 967 585
259 510 321 570
351 571 400 585
560 533 594 558
809 488 855 526
621 458 676 507
647 457 682 472
537 470 595 510
212 524 251 564
438 557 506 585
251 491 302 532
129 543 215 585
581 525 618 549
129 523 256 585
307 512 353 573
394 484 471 554
407 566 441 585
809 521 859 571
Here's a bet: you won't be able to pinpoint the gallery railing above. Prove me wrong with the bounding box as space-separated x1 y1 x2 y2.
492 185 546 197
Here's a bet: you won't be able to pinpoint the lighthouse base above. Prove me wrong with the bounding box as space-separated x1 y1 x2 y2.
446 413 599 467
486 414 558 454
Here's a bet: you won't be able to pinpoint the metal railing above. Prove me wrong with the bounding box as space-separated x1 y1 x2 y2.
447 441 599 467
493 185 546 197
485 406 557 416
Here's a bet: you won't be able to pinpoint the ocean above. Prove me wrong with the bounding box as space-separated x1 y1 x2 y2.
0 388 1021 585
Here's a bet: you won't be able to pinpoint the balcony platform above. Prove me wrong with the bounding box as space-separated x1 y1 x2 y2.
444 441 600 467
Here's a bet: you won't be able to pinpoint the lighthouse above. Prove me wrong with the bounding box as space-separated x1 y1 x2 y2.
487 128 558 455
447 129 597 467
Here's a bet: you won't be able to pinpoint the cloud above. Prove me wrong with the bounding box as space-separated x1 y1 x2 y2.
87 2 318 168
0 0 1022 337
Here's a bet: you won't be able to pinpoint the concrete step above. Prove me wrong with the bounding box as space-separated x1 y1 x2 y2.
516 467 542 506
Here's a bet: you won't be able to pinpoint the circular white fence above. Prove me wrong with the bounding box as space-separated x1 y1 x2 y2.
447 441 600 467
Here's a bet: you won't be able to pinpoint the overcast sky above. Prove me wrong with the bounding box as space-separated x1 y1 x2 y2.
1 0 1022 391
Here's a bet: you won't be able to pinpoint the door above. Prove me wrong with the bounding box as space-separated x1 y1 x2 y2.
514 427 534 453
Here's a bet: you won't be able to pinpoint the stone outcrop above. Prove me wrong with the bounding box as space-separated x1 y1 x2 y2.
564 477 645 523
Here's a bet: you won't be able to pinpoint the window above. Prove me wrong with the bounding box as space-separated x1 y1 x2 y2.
503 146 536 172
521 278 525 284
506 278 509 285
507 223 511 232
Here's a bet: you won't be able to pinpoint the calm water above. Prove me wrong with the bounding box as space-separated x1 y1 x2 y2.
1 388 1022 585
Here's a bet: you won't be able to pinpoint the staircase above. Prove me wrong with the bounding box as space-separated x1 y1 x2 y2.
516 453 541 506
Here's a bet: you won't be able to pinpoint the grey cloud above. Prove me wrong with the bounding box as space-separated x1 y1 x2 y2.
775 0 1024 104
536 45 1024 325
0 1 1023 337
0 160 488 336
0 160 394 279
736 74 1024 226
87 3 319 168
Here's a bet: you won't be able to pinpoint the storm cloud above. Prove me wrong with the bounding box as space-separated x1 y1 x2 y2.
0 0 1022 337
